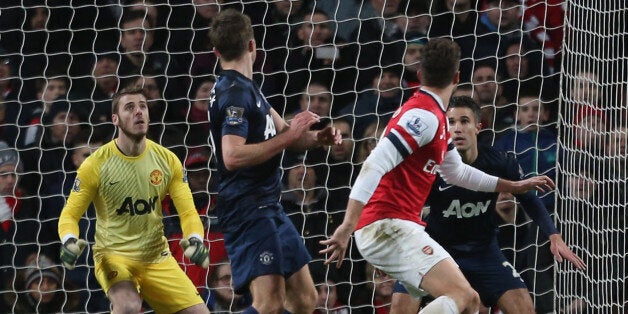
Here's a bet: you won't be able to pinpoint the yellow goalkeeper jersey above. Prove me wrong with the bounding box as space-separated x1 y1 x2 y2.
58 139 204 263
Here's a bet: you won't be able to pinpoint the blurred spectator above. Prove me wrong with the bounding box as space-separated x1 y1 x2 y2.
340 64 407 139
358 262 394 314
604 125 628 187
428 0 485 81
522 0 565 73
314 0 366 42
498 36 553 104
401 37 426 90
313 272 350 314
69 53 119 140
117 9 186 101
206 258 250 312
397 2 431 38
479 0 523 39
20 99 86 220
0 141 50 271
284 81 334 165
352 0 406 91
278 9 357 115
281 154 331 257
471 62 511 141
572 106 607 155
0 55 38 148
184 76 215 147
568 69 601 111
356 120 386 164
494 93 556 208
324 117 357 211
260 0 309 51
2 253 82 313
34 71 69 114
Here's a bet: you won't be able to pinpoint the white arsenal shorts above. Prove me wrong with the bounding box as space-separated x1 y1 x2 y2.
354 218 454 298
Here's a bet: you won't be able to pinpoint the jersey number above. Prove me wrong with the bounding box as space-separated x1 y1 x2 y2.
264 114 276 140
502 261 524 282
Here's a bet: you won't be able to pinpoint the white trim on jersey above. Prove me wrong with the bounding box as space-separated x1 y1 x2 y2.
392 108 440 151
438 149 499 192
350 108 441 204
349 138 404 204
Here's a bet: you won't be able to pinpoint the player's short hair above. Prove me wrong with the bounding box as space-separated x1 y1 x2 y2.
111 86 148 114
419 38 461 88
210 9 254 62
450 96 482 124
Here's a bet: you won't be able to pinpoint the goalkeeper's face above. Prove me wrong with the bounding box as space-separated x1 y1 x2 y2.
114 93 149 140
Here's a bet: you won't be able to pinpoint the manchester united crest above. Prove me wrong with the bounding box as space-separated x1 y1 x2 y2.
150 169 163 185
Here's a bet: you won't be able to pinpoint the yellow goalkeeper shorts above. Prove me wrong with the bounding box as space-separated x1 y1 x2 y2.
95 253 204 313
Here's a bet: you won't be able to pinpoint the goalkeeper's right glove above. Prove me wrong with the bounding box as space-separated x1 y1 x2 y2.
60 238 87 270
180 237 210 268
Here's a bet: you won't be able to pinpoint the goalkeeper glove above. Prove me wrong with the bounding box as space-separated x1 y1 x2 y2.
180 237 209 268
60 238 87 270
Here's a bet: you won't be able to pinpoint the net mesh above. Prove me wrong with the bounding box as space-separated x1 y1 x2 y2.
0 0 625 312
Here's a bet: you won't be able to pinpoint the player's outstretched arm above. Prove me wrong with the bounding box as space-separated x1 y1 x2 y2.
495 175 555 194
549 234 586 270
320 199 365 269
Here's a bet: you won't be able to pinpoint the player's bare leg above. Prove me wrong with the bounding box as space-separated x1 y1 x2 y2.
107 281 143 314
249 274 286 313
390 292 420 314
176 304 211 314
419 258 480 314
285 264 317 314
496 288 535 314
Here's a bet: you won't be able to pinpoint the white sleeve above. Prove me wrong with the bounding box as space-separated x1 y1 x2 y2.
349 109 441 203
349 138 403 203
438 148 499 192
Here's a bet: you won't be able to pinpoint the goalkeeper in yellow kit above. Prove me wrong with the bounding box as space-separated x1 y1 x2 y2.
58 87 211 314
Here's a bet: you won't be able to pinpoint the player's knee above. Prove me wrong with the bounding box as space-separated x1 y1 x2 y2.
288 288 317 313
252 302 285 314
460 288 481 313
111 299 142 314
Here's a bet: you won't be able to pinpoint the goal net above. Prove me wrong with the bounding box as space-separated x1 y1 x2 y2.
555 0 627 312
0 0 625 313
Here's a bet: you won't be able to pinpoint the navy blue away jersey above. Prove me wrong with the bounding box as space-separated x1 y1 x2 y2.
209 70 282 229
425 145 523 253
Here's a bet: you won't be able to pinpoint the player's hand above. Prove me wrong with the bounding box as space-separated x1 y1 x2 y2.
549 234 586 270
287 111 319 142
180 237 209 268
506 175 555 194
60 238 88 270
319 223 353 269
316 126 342 146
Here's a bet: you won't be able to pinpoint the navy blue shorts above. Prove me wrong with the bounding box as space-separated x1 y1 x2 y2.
393 241 527 307
223 206 311 294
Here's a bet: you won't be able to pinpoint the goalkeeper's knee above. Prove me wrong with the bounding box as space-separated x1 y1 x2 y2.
60 238 87 270
180 237 209 268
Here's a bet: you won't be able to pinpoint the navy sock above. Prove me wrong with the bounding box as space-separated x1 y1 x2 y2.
242 307 259 314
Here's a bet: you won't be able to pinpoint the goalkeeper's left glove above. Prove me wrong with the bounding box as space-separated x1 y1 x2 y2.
180 237 209 268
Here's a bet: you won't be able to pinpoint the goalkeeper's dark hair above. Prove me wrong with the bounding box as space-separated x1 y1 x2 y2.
111 86 149 114
419 38 461 88
449 96 482 124
210 9 254 62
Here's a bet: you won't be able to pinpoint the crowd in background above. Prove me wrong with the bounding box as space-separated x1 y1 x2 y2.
0 0 625 312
